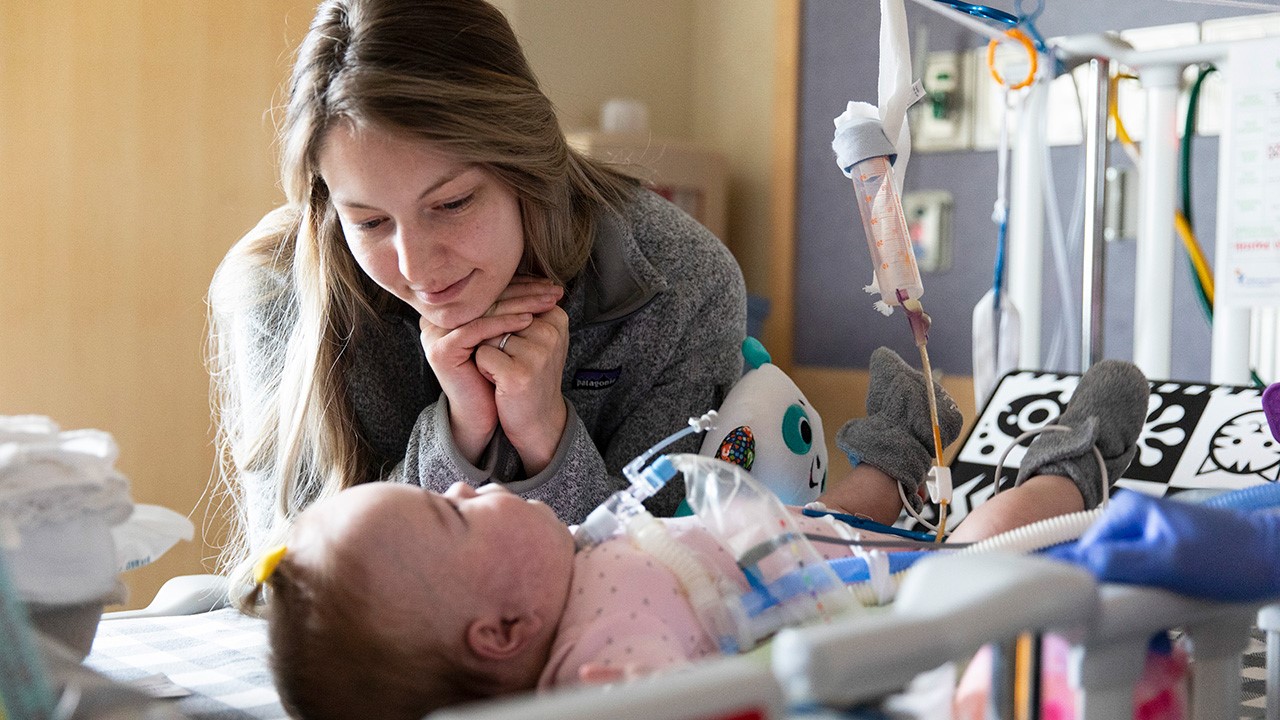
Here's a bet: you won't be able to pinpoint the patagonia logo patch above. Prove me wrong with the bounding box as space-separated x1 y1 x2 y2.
574 367 622 389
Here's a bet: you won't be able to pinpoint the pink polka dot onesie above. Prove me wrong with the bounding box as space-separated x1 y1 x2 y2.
538 511 884 688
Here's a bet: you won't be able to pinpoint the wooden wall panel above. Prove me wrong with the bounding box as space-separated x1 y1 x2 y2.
0 1 315 608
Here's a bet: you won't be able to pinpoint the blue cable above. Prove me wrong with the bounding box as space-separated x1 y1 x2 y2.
1013 0 1050 52
932 0 1019 26
992 217 1008 308
801 508 937 542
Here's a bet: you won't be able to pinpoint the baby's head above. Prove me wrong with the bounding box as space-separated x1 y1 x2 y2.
258 482 576 719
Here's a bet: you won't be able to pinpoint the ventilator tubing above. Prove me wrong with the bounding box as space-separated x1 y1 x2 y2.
1202 482 1280 513
672 454 858 646
624 510 753 655
845 507 1103 607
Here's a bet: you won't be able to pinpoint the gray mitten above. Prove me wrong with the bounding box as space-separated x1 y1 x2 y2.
1014 359 1150 509
835 347 964 511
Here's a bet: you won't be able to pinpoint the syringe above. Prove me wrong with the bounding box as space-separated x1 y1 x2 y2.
847 157 953 534
848 154 924 317
833 106 953 536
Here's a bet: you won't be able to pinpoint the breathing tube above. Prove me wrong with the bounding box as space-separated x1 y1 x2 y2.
674 453 859 648
834 482 1280 606
740 551 932 618
1200 482 1280 514
619 509 751 655
574 422 862 653
573 412 719 550
573 412 753 653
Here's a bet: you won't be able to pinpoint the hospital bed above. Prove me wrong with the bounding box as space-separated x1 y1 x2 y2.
78 371 1279 719
85 554 1276 719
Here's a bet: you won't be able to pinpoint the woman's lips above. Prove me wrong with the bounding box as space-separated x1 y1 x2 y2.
419 270 474 305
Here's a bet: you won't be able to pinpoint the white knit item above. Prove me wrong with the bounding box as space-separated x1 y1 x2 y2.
0 417 134 605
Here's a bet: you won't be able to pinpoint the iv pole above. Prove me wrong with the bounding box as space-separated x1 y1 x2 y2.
906 0 1252 382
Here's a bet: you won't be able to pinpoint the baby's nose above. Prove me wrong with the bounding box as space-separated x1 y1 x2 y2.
445 482 478 499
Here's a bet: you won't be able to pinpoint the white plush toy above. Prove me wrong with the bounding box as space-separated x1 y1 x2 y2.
698 338 828 506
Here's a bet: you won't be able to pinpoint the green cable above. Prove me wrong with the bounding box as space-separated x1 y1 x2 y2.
1179 65 1217 326
1191 271 1213 321
1181 65 1216 226
1181 65 1269 388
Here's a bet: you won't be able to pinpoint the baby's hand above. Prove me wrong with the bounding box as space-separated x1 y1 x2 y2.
577 662 653 685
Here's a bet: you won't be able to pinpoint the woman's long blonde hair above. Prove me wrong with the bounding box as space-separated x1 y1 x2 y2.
208 0 636 602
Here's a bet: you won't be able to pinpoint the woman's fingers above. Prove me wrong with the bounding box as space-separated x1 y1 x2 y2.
482 281 562 319
418 316 501 463
475 306 570 474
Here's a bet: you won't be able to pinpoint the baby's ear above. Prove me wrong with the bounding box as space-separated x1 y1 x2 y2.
466 613 545 661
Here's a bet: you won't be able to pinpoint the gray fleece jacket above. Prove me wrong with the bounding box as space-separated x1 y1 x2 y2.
232 189 746 540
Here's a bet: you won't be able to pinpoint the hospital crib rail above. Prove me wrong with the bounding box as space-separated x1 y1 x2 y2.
418 551 1278 720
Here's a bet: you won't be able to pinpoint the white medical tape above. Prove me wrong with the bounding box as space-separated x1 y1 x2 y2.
877 0 914 196
832 104 897 177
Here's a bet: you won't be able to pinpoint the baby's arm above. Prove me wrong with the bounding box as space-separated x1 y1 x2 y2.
574 632 693 685
547 609 706 688
816 464 904 525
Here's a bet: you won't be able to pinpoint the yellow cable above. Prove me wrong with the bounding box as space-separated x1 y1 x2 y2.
1175 211 1215 305
1110 73 1139 147
1015 633 1036 720
1108 76 1217 306
916 338 950 542
987 28 1038 90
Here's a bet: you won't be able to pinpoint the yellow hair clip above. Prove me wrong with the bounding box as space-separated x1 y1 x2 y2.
253 544 289 584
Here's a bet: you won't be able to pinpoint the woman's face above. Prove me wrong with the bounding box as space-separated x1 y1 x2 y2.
319 123 525 330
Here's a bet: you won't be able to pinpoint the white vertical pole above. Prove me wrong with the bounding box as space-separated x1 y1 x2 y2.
1211 58 1252 384
1008 79 1050 369
1081 59 1111 371
1253 308 1277 383
1133 67 1181 380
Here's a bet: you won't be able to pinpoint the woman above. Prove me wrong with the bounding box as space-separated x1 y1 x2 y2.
208 0 746 595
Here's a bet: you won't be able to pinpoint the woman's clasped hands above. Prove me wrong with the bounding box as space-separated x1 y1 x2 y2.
419 275 569 474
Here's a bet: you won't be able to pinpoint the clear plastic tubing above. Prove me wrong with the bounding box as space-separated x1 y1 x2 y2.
850 154 923 308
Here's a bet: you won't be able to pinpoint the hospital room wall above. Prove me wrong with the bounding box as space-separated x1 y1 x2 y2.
0 1 787 609
499 0 781 313
793 0 1256 477
0 2 321 609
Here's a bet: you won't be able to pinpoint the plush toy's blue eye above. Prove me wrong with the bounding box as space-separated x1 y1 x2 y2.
782 404 813 455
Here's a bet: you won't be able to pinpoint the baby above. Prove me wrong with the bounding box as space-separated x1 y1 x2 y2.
252 351 1152 719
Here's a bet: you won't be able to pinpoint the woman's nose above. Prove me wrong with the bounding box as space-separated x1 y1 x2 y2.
394 225 441 284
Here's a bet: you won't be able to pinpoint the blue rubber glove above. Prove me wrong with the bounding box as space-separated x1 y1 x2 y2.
1043 489 1280 602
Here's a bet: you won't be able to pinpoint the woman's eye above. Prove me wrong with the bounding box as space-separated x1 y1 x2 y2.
438 194 474 212
353 217 385 232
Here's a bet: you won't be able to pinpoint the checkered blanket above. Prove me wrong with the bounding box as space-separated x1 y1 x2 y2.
1243 629 1270 719
85 607 1270 719
86 608 284 719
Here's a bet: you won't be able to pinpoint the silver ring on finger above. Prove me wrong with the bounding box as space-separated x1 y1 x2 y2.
498 332 513 352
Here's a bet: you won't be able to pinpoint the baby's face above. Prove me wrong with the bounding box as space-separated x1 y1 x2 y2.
296 482 575 601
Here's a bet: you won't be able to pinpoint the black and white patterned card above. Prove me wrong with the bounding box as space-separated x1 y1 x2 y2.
907 371 1278 530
